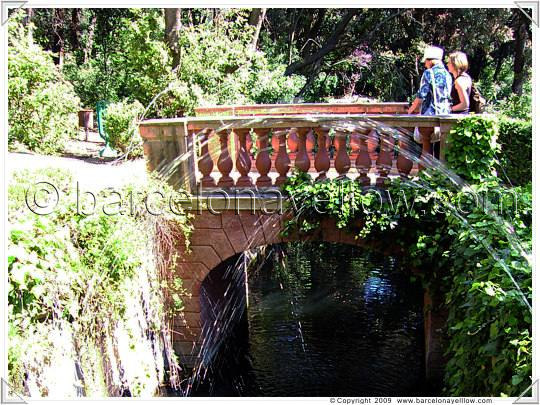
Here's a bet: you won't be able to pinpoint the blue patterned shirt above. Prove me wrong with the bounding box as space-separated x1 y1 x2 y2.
416 62 453 115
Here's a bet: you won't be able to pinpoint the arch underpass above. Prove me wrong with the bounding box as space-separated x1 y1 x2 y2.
169 208 447 387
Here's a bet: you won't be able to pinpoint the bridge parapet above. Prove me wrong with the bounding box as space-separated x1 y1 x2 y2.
139 105 460 194
138 104 455 384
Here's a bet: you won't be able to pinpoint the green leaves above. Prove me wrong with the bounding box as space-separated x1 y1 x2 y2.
8 168 192 393
8 18 80 154
282 169 532 396
497 117 532 186
446 115 500 182
104 99 145 157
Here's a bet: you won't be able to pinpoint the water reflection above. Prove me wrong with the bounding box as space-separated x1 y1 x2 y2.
193 242 426 396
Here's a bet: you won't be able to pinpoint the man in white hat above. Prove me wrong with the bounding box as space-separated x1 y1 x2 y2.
407 45 453 157
408 45 453 115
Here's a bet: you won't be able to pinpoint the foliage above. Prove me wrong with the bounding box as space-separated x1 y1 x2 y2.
63 58 118 109
8 17 80 154
63 9 171 110
445 115 500 182
8 168 192 395
479 62 532 120
15 8 532 119
172 17 305 114
496 92 532 121
262 8 530 103
496 118 532 186
282 170 531 396
103 99 145 157
282 115 530 396
61 9 305 117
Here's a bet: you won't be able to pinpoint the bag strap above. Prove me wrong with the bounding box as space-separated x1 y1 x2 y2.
430 68 440 114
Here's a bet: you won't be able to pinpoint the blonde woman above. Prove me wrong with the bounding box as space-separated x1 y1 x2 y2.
447 51 472 114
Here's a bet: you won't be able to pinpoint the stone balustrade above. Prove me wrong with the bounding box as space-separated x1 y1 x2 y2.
140 113 460 193
194 102 409 117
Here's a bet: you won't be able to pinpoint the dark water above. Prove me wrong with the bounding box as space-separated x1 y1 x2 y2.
193 242 426 396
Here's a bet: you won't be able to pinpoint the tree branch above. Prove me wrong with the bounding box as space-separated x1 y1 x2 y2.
285 9 358 76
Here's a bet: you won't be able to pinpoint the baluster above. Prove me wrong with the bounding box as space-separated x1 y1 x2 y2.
439 122 453 162
217 130 234 187
355 126 371 186
271 130 279 154
396 127 414 178
198 128 216 187
295 128 310 173
269 130 279 166
419 127 433 171
246 130 254 159
287 127 299 162
255 128 272 187
376 127 394 187
334 130 351 177
314 128 330 180
275 129 291 185
235 128 253 187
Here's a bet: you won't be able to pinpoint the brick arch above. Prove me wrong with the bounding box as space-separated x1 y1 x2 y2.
171 209 400 366
171 210 445 386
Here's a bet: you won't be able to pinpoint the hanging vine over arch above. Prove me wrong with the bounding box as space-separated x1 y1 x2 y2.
281 116 531 397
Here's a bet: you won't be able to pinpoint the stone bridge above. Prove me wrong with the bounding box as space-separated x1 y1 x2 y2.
139 103 460 387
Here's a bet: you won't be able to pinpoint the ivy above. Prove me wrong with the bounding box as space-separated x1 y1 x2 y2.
497 118 532 186
445 115 500 182
282 114 531 400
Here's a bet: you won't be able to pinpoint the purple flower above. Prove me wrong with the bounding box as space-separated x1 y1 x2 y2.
351 48 372 68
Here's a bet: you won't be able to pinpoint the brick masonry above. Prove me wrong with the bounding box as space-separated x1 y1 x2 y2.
169 209 446 384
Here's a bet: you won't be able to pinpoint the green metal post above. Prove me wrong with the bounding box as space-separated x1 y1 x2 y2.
96 100 117 158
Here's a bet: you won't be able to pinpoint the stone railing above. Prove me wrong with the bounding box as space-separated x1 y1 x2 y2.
194 102 409 116
139 113 460 193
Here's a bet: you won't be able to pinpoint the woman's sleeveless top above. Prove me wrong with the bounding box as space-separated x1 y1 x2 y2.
451 72 472 113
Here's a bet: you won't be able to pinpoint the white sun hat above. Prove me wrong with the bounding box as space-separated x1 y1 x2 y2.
421 46 444 62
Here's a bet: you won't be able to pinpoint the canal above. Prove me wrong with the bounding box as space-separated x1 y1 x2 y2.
192 242 427 396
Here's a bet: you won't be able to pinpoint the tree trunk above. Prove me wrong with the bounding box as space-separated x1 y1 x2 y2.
248 8 266 51
287 10 299 65
70 8 82 53
285 9 358 76
164 8 182 69
24 8 34 44
301 8 326 58
84 14 97 63
52 8 65 66
511 9 528 95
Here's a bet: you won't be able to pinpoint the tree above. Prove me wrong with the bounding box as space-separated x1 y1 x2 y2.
285 9 358 76
164 8 182 69
248 8 266 51
511 8 530 95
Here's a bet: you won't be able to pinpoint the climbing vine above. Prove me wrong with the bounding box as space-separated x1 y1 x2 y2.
281 115 531 397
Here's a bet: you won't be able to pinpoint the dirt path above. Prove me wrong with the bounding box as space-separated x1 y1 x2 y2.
7 152 148 190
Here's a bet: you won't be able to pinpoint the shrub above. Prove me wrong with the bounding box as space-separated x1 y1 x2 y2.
8 18 80 154
495 92 532 121
445 115 500 182
103 99 145 158
63 58 119 109
62 10 305 118
8 168 191 395
497 118 532 186
247 61 306 104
